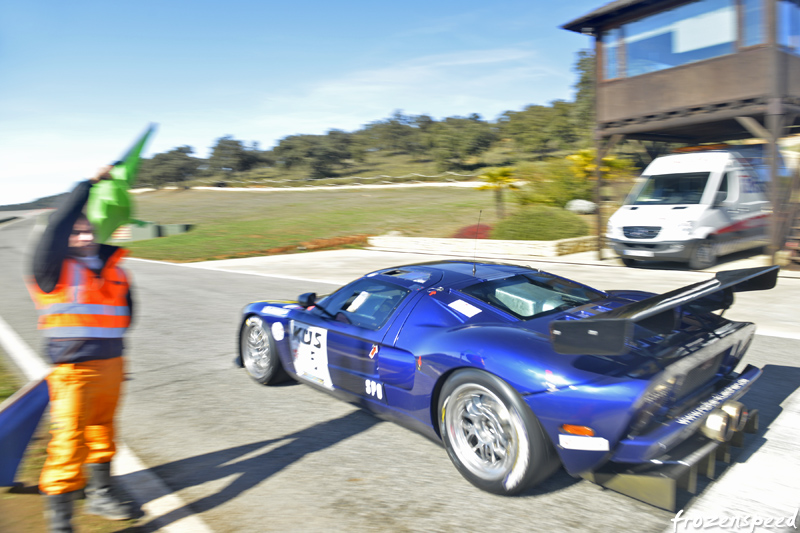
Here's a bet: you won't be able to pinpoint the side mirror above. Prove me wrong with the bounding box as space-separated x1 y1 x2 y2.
298 292 317 308
713 191 726 207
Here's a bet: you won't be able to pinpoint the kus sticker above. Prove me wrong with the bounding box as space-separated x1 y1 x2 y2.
290 321 333 389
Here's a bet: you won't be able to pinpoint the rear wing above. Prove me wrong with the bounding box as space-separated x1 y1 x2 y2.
550 266 779 356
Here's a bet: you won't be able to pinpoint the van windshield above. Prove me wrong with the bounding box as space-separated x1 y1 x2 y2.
627 172 710 205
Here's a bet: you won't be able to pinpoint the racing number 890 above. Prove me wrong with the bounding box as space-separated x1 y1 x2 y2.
365 379 383 400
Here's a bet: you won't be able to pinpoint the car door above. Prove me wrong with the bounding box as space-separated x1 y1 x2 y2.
288 276 420 403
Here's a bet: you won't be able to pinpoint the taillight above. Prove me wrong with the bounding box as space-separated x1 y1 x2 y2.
627 373 679 435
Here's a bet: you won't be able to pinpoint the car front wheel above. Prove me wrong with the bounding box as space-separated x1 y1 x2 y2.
438 369 559 495
240 316 288 385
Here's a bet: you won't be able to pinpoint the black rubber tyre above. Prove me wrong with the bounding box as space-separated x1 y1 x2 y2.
438 369 560 495
689 239 717 270
621 257 638 267
239 316 288 385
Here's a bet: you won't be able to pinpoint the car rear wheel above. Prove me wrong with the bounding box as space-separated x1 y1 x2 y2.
240 316 288 385
438 369 559 495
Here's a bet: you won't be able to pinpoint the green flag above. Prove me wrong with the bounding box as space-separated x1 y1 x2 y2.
87 124 156 243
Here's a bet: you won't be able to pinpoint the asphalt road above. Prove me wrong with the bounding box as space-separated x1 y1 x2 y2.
2 215 799 533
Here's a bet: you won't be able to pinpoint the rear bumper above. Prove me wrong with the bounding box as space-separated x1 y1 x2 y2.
582 412 759 511
610 364 761 464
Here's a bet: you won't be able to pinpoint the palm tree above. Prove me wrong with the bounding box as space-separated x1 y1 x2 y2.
478 167 518 219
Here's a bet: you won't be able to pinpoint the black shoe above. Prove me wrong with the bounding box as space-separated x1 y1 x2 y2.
45 491 79 533
85 462 140 520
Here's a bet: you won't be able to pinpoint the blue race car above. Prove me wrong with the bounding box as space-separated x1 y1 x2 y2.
236 261 777 508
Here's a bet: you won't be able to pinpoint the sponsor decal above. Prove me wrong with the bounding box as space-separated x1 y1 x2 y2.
368 344 379 359
262 306 291 317
558 434 610 451
675 377 750 425
271 321 285 342
448 299 482 318
289 321 333 389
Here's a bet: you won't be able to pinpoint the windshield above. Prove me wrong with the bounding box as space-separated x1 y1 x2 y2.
459 273 605 320
316 278 410 330
627 172 710 205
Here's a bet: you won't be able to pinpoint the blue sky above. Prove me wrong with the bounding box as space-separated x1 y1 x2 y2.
0 1 597 205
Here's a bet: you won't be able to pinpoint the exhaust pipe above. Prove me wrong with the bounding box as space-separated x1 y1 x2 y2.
721 400 748 432
701 409 734 442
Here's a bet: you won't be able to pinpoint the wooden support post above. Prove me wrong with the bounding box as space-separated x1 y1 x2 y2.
594 133 624 261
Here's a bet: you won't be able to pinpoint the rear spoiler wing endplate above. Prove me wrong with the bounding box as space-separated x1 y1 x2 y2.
550 266 779 356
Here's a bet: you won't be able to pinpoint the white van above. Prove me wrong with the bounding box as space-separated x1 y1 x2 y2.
606 147 776 269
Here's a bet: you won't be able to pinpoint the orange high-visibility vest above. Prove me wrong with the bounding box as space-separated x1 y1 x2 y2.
28 249 130 338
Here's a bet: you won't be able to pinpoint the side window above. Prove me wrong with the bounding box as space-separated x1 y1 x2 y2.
717 172 729 203
319 279 410 330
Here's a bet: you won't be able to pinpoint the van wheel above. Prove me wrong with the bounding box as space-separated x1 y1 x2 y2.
621 257 638 267
689 239 717 270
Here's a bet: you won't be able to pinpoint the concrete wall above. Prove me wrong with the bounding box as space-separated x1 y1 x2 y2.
368 235 598 258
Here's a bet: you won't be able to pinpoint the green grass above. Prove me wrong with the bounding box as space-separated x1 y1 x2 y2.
0 349 20 403
127 186 502 261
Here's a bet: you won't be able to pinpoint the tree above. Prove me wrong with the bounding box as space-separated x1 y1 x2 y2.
545 100 578 151
272 131 360 178
208 136 267 173
478 167 518 218
572 49 596 146
497 105 556 157
138 146 204 187
431 116 497 170
273 135 313 170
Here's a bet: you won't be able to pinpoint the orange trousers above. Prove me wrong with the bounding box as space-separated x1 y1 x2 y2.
40 357 124 495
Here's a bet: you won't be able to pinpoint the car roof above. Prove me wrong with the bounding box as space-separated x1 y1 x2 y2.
371 260 533 288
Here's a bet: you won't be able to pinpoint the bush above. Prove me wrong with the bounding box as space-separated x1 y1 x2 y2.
491 206 588 241
452 224 492 239
513 158 594 208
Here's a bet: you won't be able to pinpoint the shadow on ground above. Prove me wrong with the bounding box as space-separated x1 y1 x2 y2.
122 409 379 530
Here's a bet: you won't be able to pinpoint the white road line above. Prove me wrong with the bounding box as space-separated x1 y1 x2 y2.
128 257 342 285
113 446 214 533
754 328 800 341
0 316 49 380
0 314 214 533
